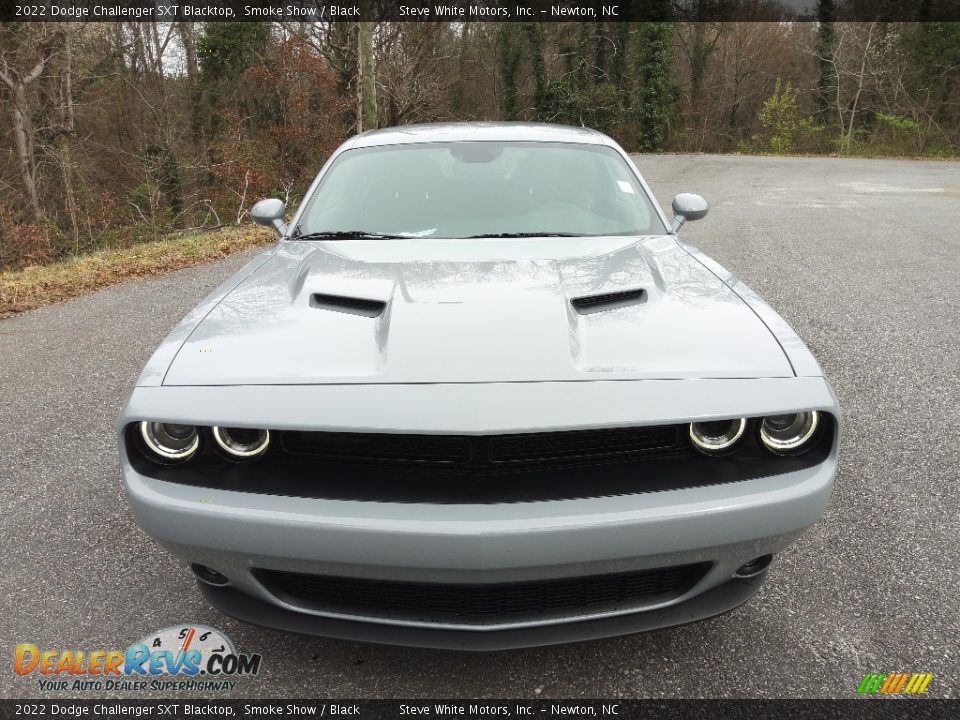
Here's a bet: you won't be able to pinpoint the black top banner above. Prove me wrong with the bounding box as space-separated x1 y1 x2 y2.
4 0 960 23
1 701 960 720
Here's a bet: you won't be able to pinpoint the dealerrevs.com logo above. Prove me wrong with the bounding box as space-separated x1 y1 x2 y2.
14 625 261 692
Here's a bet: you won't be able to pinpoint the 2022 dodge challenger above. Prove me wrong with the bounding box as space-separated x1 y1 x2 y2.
119 123 840 650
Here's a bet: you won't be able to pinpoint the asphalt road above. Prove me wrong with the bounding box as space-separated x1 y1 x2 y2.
2 155 958 699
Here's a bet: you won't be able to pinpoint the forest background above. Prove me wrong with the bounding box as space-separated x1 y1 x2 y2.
1 4 958 272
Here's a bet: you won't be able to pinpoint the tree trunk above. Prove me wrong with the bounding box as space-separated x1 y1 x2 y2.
355 23 364 132
689 23 719 141
178 22 203 149
58 28 79 248
689 24 707 114
130 22 148 77
10 85 43 224
496 25 522 121
576 22 590 90
843 22 876 155
593 21 607 82
635 17 675 152
611 20 630 109
357 13 377 131
816 0 836 125
0 59 46 225
525 23 546 118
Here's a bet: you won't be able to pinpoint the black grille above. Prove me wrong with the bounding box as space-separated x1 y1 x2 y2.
283 431 472 463
488 426 677 463
255 564 709 624
129 416 834 503
282 426 679 467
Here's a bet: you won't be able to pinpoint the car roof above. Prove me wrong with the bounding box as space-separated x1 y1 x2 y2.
349 122 607 149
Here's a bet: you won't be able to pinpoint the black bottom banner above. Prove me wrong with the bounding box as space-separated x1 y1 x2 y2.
1 700 957 720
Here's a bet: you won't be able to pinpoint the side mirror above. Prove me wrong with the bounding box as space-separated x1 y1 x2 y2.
250 198 287 236
671 193 709 231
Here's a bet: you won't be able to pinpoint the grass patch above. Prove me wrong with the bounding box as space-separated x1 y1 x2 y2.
0 226 274 319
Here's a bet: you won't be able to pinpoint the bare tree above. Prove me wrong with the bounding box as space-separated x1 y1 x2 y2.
377 24 457 125
177 23 203 149
0 26 58 225
53 25 80 248
817 22 880 154
357 17 378 131
842 21 877 153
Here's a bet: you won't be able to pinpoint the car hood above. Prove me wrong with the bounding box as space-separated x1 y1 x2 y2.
162 237 793 386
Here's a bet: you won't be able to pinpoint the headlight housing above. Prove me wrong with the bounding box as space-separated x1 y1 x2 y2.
760 411 820 455
689 418 746 455
139 421 199 462
212 426 271 460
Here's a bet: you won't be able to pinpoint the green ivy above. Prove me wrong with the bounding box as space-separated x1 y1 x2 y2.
634 21 675 152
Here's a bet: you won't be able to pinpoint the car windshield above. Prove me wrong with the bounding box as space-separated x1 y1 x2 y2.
294 141 666 239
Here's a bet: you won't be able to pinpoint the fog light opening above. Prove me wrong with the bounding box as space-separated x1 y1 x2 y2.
734 554 773 579
191 564 231 587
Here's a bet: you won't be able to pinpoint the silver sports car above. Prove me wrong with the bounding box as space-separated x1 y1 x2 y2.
119 123 840 650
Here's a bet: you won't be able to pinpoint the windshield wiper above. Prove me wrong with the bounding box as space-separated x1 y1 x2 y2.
291 229 408 240
464 232 587 239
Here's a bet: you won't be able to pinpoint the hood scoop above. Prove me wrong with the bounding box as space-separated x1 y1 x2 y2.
310 293 386 318
571 288 647 315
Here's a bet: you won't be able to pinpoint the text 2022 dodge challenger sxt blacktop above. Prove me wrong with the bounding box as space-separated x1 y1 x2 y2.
119 122 840 650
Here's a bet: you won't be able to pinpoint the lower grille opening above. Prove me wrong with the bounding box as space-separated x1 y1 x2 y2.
255 563 710 625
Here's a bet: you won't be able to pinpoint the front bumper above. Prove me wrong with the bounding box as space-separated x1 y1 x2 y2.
123 455 834 649
120 378 839 649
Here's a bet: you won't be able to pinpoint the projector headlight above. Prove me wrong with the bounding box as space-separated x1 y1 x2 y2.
139 421 199 462
689 418 746 455
760 411 820 455
212 426 271 460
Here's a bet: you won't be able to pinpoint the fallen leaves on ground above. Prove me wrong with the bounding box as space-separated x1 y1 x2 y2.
0 226 274 319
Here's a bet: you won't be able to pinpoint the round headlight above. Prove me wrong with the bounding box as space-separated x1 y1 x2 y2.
689 418 746 455
139 421 199 462
212 426 270 459
760 411 820 454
